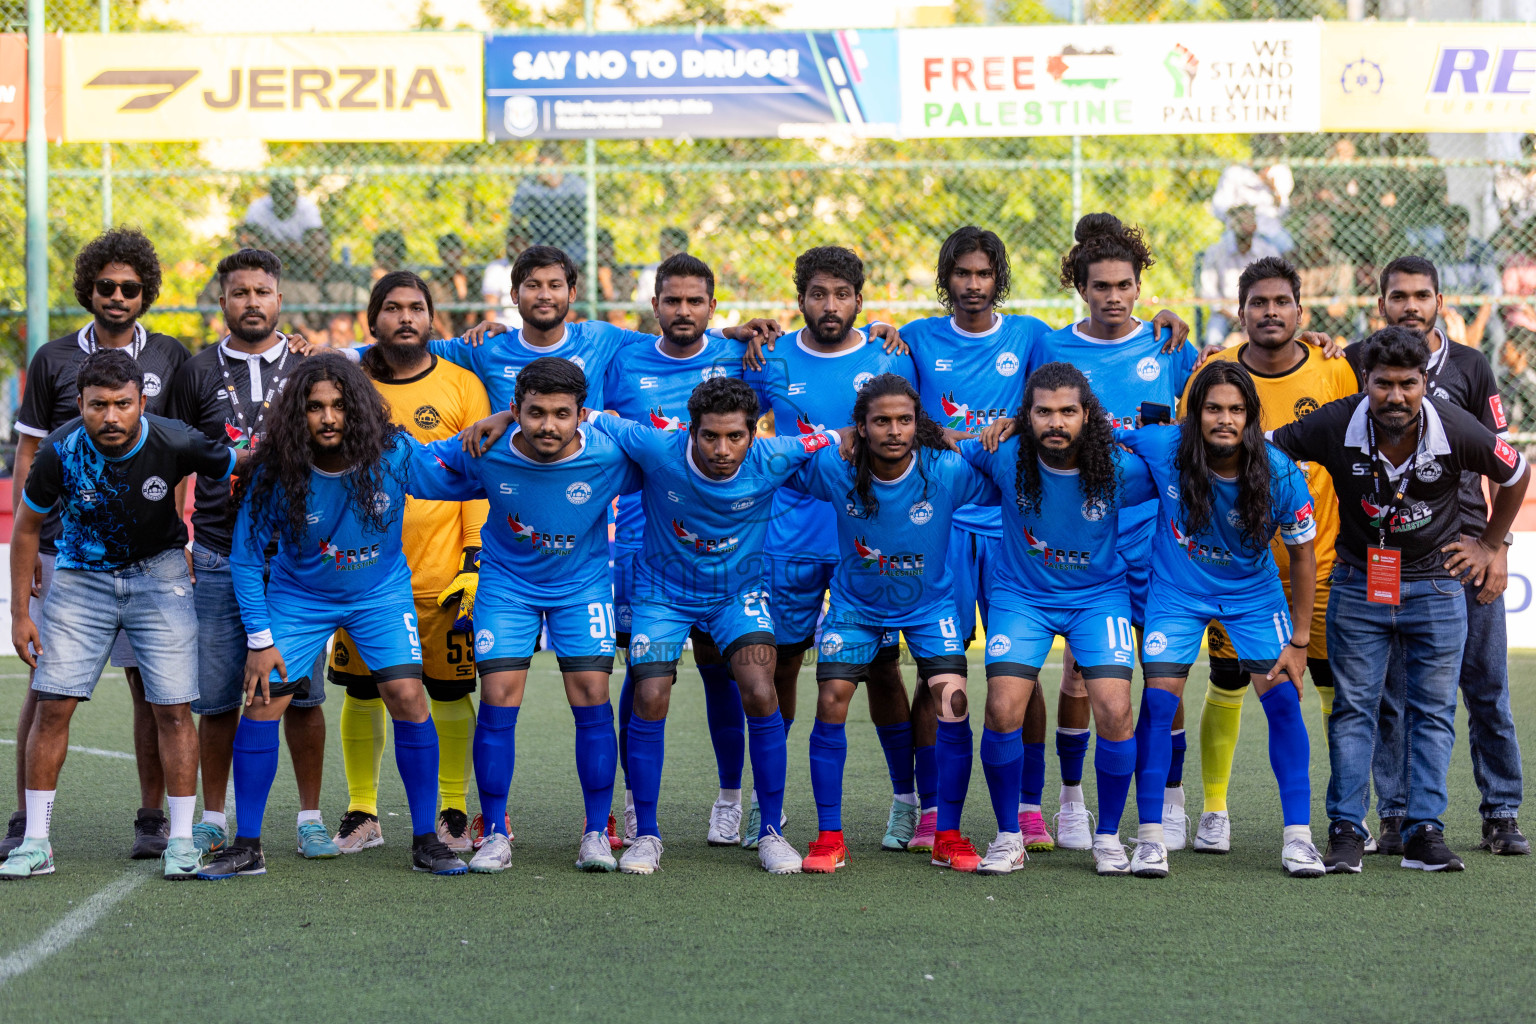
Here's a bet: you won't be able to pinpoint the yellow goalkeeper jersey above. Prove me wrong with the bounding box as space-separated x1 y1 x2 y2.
368 355 491 600
1180 341 1357 577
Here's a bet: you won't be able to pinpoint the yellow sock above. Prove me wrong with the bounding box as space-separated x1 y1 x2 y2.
1199 683 1249 814
340 694 386 815
1316 685 1334 723
431 696 474 814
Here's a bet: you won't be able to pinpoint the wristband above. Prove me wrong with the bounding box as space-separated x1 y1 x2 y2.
1287 639 1308 650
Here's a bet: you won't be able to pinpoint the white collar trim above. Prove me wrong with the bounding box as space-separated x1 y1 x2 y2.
948 314 1002 339
794 327 867 359
1344 397 1452 474
871 455 918 486
219 335 287 363
686 439 743 484
1070 317 1144 345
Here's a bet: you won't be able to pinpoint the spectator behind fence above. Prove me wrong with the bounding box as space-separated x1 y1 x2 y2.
1210 147 1293 252
428 232 483 340
480 228 525 329
282 228 368 344
243 178 321 275
512 142 587 265
1199 205 1284 347
370 230 408 285
594 227 635 327
1292 209 1357 343
1435 206 1502 350
635 227 690 334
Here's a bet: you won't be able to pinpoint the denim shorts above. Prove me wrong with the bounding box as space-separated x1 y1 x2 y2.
29 552 137 669
32 548 199 705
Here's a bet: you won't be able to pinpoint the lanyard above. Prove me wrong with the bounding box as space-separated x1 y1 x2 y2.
216 336 291 447
1365 411 1427 547
79 322 146 361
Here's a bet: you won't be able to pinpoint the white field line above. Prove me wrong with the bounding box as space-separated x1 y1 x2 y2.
0 738 133 761
0 870 146 986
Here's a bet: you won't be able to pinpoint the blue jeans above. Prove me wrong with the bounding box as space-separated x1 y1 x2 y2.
1325 564 1467 838
1374 585 1522 820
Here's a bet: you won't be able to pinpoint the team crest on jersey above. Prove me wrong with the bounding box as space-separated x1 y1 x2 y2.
648 408 686 431
414 405 441 430
333 641 350 666
142 372 162 398
475 629 495 655
819 632 844 656
371 492 391 515
908 500 934 525
672 518 738 554
1082 498 1108 522
1144 631 1169 656
1433 385 1450 401
853 372 875 392
141 476 168 501
1416 460 1442 483
854 537 925 576
1136 357 1161 382
1226 508 1243 528
986 634 1012 656
566 481 593 505
700 366 726 382
995 351 1020 377
730 497 755 511
630 633 651 658
569 356 587 371
1293 397 1319 418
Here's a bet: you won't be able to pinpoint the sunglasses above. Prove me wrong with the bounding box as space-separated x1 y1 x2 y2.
94 279 143 300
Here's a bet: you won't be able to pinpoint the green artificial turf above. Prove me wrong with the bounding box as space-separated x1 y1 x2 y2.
0 653 1531 1023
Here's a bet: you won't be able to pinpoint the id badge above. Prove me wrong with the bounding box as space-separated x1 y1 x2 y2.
1366 546 1401 605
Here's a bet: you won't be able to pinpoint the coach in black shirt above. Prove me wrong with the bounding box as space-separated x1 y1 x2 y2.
3 229 190 860
1348 256 1528 856
1272 326 1528 874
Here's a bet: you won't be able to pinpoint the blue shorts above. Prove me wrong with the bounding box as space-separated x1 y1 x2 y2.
947 526 998 646
473 584 616 675
983 586 1136 681
767 553 833 652
1119 516 1153 628
32 549 200 705
266 589 422 698
1141 582 1291 678
815 605 965 683
613 545 639 641
627 589 775 680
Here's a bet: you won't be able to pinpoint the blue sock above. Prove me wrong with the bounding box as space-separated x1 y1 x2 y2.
935 717 973 833
472 703 519 837
874 721 916 796
980 727 1024 834
1019 741 1045 806
572 704 617 833
231 718 280 840
616 665 635 788
1094 735 1137 835
1167 728 1187 788
627 714 666 837
782 717 794 740
808 719 847 832
392 717 440 837
1259 684 1312 827
1056 728 1091 787
747 712 788 838
1134 688 1180 825
915 743 938 810
698 663 745 790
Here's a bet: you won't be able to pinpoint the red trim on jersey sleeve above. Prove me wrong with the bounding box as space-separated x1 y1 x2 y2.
1495 437 1518 469
1491 394 1508 431
800 432 833 453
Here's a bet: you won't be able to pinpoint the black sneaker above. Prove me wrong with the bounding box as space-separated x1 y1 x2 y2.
1375 815 1405 856
0 811 25 858
1324 821 1365 874
1479 818 1530 856
411 833 467 875
130 808 169 859
1400 825 1464 872
196 839 267 879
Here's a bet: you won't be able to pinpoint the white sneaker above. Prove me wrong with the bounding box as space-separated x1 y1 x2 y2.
1282 837 1326 878
707 797 742 846
1162 789 1188 851
1130 839 1170 878
976 831 1028 875
623 792 638 848
1053 802 1095 850
1194 811 1231 854
1362 826 1378 854
757 832 802 874
576 829 617 872
620 834 663 874
1092 834 1132 875
468 832 512 874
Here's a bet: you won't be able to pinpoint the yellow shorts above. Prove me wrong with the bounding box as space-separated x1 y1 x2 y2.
1208 577 1329 663
328 596 475 698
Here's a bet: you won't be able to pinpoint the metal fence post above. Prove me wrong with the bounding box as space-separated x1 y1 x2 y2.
100 0 113 229
1069 0 1085 323
25 0 48 358
583 0 598 321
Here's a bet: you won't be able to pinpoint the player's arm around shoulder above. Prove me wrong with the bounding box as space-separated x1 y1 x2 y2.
940 446 1000 507
409 437 487 503
1114 446 1159 507
170 415 240 482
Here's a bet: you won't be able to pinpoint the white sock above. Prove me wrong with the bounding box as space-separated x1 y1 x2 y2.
894 791 919 806
167 795 196 839
1060 784 1085 806
718 788 742 805
1138 822 1165 845
201 809 227 830
920 806 936 816
624 789 634 810
297 809 322 826
24 789 55 840
750 787 759 805
1283 824 1312 845
1165 784 1186 806
1018 802 1041 814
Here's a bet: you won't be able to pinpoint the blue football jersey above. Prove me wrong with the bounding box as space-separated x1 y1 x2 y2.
427 320 654 414
415 424 641 605
961 437 1158 604
601 336 746 551
788 445 997 623
900 313 1050 537
1116 425 1317 598
232 433 417 641
589 413 837 603
747 328 917 561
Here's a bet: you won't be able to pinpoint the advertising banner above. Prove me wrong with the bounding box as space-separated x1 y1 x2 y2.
0 34 62 142
1322 22 1536 132
898 22 1321 137
484 29 899 139
61 33 483 142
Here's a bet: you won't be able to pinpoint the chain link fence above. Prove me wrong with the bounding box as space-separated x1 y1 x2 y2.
3 3 1535 438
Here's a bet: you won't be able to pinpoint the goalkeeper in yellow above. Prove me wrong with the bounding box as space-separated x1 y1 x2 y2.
1180 256 1356 854
328 272 492 853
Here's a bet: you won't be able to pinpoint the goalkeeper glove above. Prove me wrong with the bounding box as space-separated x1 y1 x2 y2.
436 547 480 633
